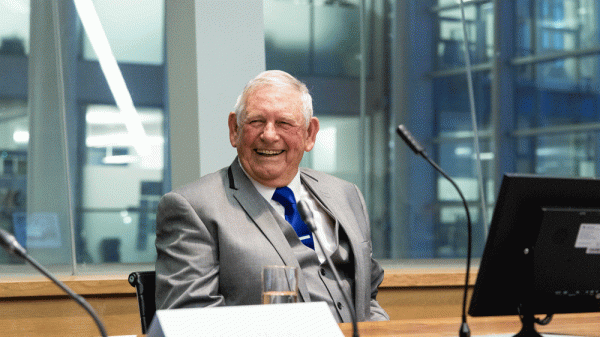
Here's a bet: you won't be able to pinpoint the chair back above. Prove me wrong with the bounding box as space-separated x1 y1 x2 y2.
128 271 156 334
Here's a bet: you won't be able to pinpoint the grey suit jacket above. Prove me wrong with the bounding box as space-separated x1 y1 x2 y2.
155 158 389 322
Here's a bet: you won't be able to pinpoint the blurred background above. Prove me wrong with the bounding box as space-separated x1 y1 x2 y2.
0 0 598 273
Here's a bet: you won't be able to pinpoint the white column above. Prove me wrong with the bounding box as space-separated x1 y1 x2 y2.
27 0 78 265
166 0 266 190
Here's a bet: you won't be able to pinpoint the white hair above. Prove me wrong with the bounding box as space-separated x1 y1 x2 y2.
233 70 313 127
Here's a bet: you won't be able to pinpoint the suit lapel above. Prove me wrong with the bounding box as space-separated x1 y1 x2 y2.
300 169 363 246
227 159 311 302
300 169 365 307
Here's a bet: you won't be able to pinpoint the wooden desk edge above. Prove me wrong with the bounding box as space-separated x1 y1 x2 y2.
0 268 478 298
0 274 136 298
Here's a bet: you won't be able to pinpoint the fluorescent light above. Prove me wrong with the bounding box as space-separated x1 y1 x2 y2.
455 147 472 156
13 130 29 144
86 134 164 148
476 152 494 161
74 0 150 156
102 155 139 165
86 109 164 125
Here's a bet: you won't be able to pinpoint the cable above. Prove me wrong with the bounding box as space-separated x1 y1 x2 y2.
458 0 489 234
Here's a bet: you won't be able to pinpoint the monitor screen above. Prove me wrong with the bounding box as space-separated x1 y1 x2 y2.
469 173 600 318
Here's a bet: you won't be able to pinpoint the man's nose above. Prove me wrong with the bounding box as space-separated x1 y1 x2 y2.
260 122 279 141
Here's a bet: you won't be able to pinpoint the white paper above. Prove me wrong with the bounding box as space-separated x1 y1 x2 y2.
147 301 344 337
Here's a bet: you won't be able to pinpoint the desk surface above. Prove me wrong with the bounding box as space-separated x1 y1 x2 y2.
338 313 600 337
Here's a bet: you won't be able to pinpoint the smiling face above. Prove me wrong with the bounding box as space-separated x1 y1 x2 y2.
228 85 319 188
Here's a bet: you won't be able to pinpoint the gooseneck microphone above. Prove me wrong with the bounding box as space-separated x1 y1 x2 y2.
0 229 108 337
297 200 359 337
396 125 473 337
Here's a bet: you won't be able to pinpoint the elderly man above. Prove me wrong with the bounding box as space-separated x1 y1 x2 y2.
155 70 389 322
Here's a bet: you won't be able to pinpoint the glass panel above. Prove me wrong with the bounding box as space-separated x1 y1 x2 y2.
302 116 361 186
517 132 598 177
437 139 493 257
82 0 165 65
264 0 311 75
0 100 28 265
314 1 361 77
79 105 164 264
434 72 492 132
0 0 29 55
437 0 493 6
517 0 600 57
516 56 600 129
264 0 366 77
436 2 494 70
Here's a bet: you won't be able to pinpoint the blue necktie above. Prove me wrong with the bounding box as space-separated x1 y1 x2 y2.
272 187 315 250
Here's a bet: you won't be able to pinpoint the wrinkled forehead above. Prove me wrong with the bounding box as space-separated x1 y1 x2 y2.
246 82 301 101
244 85 303 115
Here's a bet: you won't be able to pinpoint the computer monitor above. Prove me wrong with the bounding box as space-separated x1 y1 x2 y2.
468 173 600 336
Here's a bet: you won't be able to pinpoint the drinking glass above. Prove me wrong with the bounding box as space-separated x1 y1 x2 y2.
261 265 299 304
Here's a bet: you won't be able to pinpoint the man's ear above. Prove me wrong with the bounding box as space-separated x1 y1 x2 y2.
304 117 320 152
228 112 239 147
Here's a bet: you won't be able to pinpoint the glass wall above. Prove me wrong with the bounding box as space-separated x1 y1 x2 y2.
264 0 392 257
3 0 600 273
0 0 166 271
265 0 600 260
0 0 29 266
514 0 600 178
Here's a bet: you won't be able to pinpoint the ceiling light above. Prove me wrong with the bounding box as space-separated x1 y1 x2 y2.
74 0 150 156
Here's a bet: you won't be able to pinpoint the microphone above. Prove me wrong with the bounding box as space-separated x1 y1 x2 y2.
297 200 359 337
0 229 108 337
396 125 473 337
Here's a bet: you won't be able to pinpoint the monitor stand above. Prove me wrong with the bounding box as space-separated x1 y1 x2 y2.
514 311 553 337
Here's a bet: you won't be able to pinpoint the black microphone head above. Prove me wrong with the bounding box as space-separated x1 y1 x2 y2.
0 228 26 257
396 124 426 155
297 200 317 232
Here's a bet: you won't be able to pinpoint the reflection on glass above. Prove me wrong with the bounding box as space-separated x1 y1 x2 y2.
437 205 479 258
516 0 600 57
0 100 28 265
314 2 360 77
434 73 492 132
80 105 164 264
436 138 492 258
82 0 164 65
516 56 600 129
436 3 494 69
264 0 311 75
517 133 597 177
82 211 157 263
264 0 365 77
303 116 361 186
0 0 29 56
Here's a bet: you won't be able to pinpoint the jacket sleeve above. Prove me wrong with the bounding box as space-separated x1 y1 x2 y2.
368 256 390 321
353 183 390 321
155 191 225 310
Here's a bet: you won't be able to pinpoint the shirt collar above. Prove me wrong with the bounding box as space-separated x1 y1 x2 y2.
237 158 302 201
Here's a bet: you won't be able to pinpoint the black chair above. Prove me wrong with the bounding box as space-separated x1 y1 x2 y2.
128 271 156 334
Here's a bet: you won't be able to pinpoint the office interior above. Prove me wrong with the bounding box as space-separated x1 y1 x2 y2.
1 0 600 336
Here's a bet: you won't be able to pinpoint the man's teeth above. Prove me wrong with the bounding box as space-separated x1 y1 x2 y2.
257 149 283 155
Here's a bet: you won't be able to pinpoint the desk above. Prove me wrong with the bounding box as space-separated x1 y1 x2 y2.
2 273 599 336
338 313 600 337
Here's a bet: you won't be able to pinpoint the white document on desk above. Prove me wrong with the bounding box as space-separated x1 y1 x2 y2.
147 301 345 337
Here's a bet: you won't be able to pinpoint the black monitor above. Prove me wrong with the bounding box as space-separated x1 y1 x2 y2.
468 173 600 336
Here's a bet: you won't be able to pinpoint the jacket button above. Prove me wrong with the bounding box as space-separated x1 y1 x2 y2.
320 268 326 276
337 302 343 309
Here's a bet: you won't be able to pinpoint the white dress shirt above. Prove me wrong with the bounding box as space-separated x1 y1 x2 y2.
240 165 336 264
